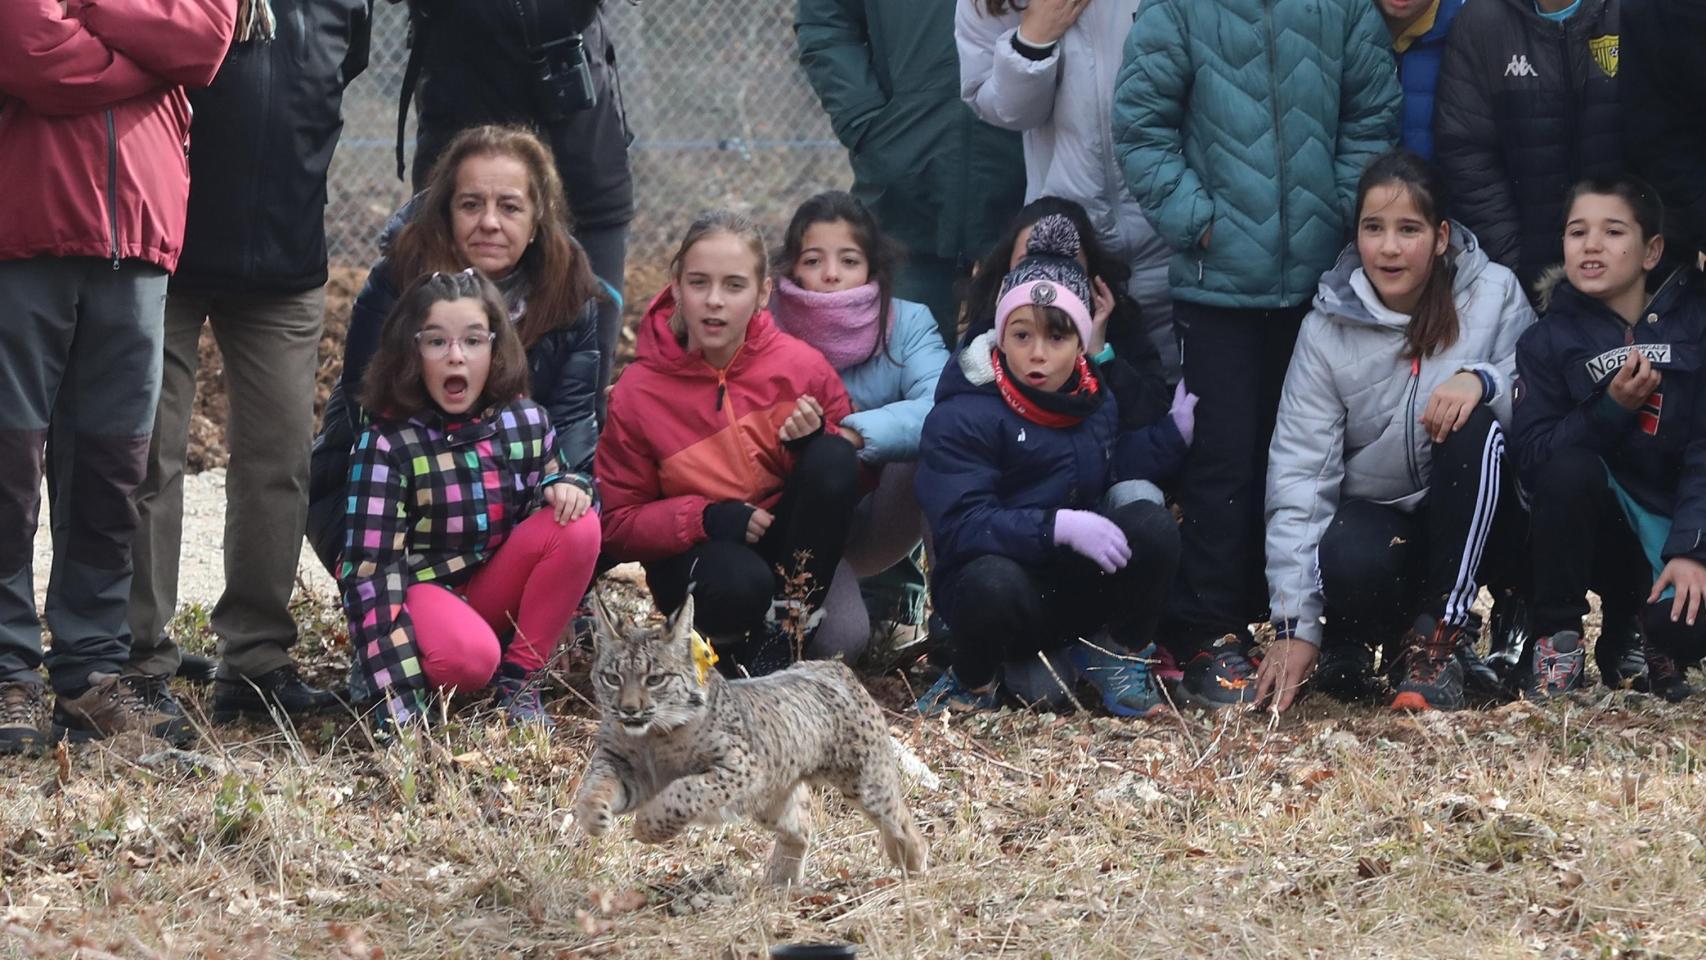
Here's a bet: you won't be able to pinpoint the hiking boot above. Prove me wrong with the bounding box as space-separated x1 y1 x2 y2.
1312 640 1381 703
1070 640 1169 718
1179 634 1258 709
1525 630 1586 701
1390 618 1467 712
915 668 1000 717
52 673 194 745
211 664 340 723
1643 640 1695 703
175 652 218 684
0 681 49 757
493 663 554 728
1457 644 1513 706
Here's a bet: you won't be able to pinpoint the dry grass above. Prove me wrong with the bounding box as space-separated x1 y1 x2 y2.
6 588 1706 960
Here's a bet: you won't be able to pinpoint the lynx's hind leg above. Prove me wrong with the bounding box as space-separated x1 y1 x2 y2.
755 782 813 886
830 758 928 875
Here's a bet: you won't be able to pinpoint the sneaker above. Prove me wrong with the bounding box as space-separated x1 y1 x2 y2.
1643 640 1695 703
1070 640 1169 718
1525 630 1586 701
1457 645 1513 706
1179 634 1258 709
52 673 194 745
1002 648 1084 709
493 664 554 728
0 681 49 757
1312 640 1380 703
1390 618 1467 712
915 668 1000 717
1596 626 1649 691
211 663 341 723
1484 596 1529 685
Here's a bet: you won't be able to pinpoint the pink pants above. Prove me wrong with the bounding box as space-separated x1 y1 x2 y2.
405 508 601 692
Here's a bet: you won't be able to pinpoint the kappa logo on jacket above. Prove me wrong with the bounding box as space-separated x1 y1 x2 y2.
1585 344 1672 382
1504 54 1539 78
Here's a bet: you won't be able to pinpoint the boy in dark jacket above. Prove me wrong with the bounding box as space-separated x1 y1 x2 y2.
1434 0 1623 298
914 216 1190 719
1512 178 1706 703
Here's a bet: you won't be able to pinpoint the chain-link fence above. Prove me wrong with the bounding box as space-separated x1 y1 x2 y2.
325 0 853 307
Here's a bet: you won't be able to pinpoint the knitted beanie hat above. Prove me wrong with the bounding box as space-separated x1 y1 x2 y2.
994 214 1094 347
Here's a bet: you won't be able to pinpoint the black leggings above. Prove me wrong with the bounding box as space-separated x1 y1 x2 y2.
1317 407 1523 646
645 434 859 671
949 499 1180 688
1529 447 1706 662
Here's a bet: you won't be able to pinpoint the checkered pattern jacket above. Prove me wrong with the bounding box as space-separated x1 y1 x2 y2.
337 398 564 722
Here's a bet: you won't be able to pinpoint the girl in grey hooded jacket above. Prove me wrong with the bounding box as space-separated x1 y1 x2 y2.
1259 151 1535 714
956 0 1177 383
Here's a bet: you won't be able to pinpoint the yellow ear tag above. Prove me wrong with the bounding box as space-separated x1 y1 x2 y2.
691 630 719 685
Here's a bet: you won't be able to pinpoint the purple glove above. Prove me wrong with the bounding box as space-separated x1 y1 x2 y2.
1170 380 1199 446
1053 509 1131 573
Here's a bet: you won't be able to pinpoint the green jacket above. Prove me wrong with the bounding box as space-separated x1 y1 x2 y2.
1112 0 1400 308
795 0 1025 265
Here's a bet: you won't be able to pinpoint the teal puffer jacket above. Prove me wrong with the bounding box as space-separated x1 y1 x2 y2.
1112 0 1400 309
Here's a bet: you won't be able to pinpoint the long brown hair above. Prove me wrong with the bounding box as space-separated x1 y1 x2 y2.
387 125 602 350
666 210 768 343
1357 150 1459 360
361 270 531 420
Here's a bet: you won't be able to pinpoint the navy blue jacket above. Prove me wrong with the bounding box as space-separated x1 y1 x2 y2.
1393 0 1464 160
1512 269 1706 564
916 331 1186 623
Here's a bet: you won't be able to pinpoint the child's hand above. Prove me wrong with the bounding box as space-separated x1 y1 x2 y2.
1252 638 1318 714
1052 510 1131 573
1609 350 1662 411
1089 276 1114 355
779 395 824 442
1169 381 1199 446
1650 557 1706 626
545 483 592 524
1018 0 1090 46
745 507 774 544
1419 371 1484 443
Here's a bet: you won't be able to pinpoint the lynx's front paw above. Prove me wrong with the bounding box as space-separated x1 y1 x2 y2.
576 796 615 837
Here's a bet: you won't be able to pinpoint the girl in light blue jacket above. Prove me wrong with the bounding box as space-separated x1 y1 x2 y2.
769 191 951 661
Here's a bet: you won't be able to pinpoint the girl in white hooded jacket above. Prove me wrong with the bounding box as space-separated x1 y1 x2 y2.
1256 150 1536 715
955 0 1177 383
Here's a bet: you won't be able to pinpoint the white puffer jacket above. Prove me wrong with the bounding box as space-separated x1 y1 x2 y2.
954 0 1168 270
1263 225 1536 645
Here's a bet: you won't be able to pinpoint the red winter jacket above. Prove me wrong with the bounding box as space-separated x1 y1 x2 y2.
0 0 235 270
597 287 853 562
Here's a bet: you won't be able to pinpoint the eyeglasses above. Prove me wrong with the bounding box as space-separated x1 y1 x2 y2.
415 330 497 358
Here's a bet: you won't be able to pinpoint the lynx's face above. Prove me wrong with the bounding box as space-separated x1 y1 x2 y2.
591 596 711 737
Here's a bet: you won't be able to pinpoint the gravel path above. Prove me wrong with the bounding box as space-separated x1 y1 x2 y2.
30 469 339 613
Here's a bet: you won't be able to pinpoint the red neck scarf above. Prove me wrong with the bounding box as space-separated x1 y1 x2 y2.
989 348 1102 428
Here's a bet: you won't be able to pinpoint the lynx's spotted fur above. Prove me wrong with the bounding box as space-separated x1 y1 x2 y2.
573 596 927 884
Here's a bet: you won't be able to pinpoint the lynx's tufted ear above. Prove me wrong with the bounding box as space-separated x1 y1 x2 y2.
669 593 697 651
588 587 621 654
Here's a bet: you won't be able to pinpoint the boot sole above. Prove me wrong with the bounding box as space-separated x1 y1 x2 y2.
210 700 342 725
0 734 48 757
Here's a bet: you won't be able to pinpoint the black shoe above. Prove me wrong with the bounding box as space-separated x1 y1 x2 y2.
211 664 341 723
1644 640 1695 703
1485 596 1528 685
1458 644 1513 706
1596 620 1648 691
1179 634 1258 709
1312 640 1381 702
175 653 218 684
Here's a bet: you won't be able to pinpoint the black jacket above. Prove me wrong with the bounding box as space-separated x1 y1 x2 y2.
174 0 372 294
408 0 633 230
1434 0 1622 298
1623 0 1706 260
307 256 601 572
1511 269 1706 564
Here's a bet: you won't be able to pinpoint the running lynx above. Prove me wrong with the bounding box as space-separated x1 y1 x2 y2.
573 595 927 884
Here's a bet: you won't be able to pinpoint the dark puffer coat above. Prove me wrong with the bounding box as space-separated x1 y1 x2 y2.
1434 0 1622 297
